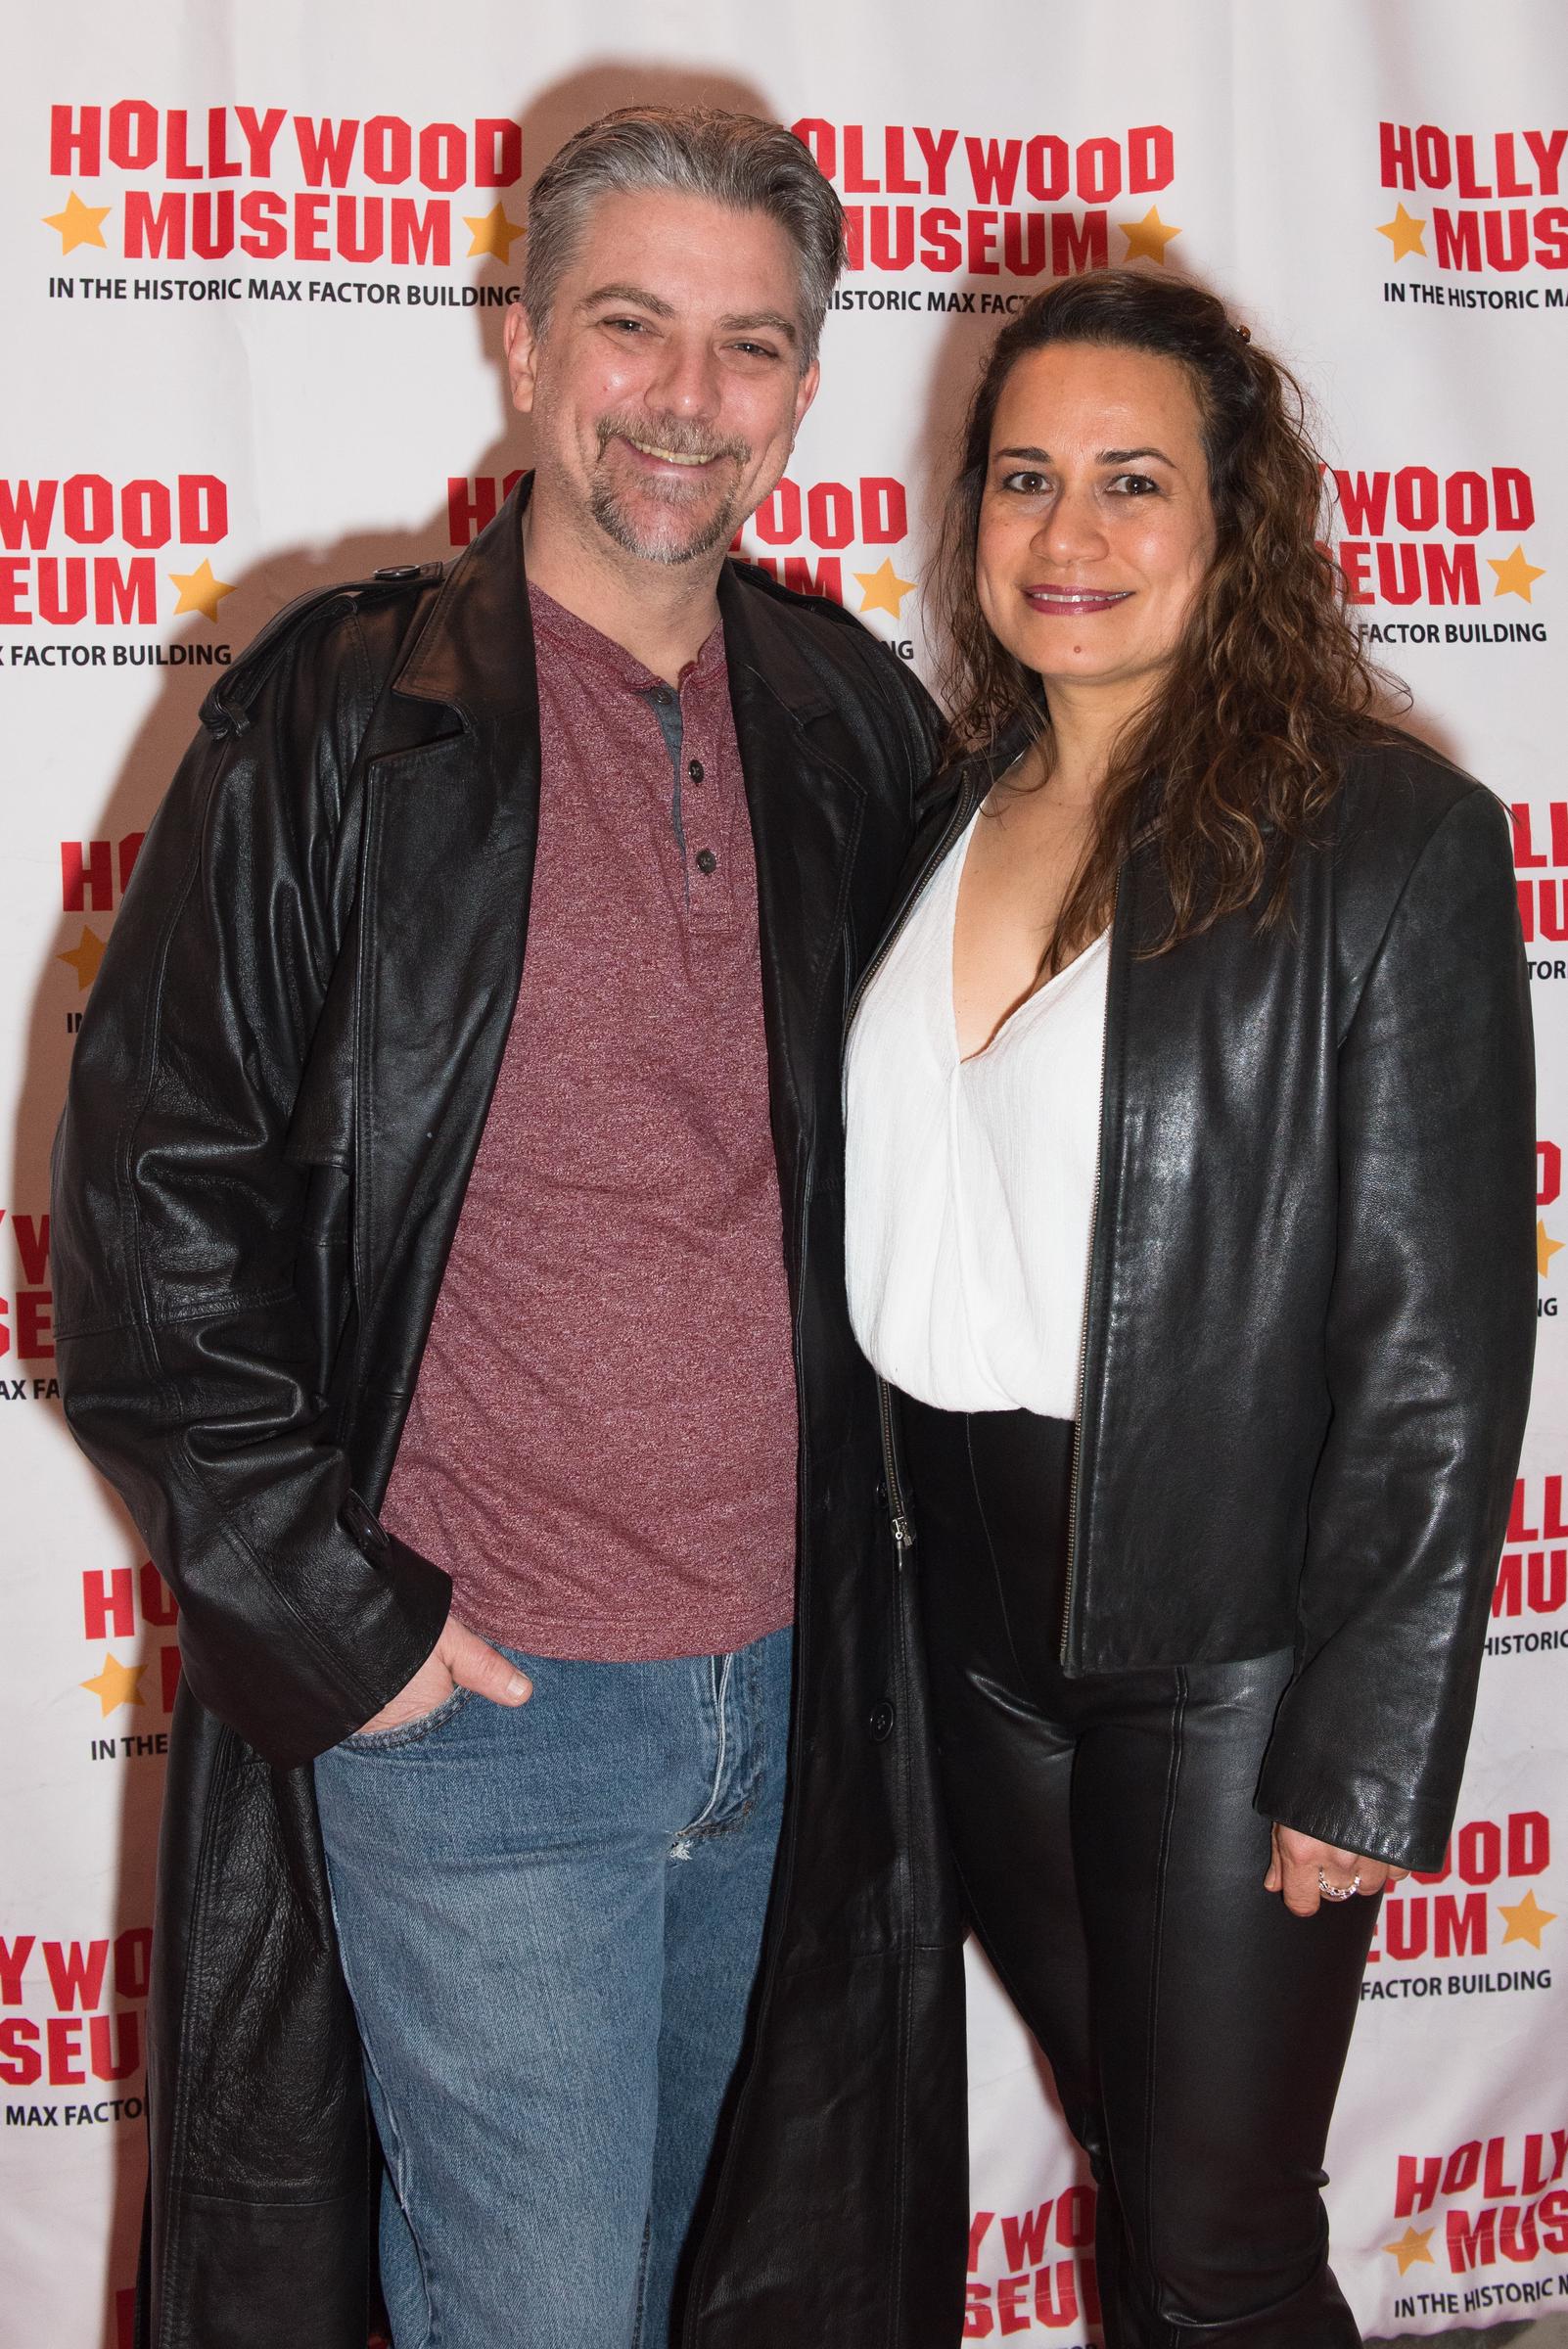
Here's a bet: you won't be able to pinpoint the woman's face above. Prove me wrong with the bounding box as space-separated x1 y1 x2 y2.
975 340 1217 712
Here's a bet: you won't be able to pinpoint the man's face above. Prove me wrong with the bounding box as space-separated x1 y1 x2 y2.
506 187 820 569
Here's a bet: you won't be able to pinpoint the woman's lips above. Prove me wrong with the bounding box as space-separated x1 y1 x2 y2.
1022 585 1133 614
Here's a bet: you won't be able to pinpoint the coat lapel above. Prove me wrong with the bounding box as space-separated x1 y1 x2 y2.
720 568 867 1207
349 488 543 1363
390 475 542 861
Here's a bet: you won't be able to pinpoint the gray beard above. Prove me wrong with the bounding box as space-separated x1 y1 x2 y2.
587 472 745 568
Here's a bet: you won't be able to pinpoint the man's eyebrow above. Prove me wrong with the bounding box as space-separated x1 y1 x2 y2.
716 310 799 345
580 282 675 317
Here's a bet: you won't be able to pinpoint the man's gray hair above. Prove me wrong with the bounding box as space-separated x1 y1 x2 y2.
522 107 845 368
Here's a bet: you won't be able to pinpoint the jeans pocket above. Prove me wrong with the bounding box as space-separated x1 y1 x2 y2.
335 1683 475 1754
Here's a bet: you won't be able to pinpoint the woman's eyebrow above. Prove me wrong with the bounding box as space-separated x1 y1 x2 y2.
990 445 1177 465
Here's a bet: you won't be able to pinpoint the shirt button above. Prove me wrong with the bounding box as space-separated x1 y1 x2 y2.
687 760 705 783
868 1700 895 1743
696 849 718 874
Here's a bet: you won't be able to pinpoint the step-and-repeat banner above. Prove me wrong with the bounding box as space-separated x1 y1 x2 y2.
3 4 1565 2342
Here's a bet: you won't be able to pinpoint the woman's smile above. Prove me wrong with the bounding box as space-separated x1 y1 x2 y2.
1019 583 1134 614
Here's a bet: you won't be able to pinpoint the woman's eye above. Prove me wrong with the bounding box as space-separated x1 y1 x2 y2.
1000 470 1050 495
1109 473 1159 495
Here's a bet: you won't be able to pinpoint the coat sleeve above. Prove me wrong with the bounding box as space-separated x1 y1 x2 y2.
1254 783 1537 1869
50 615 451 1770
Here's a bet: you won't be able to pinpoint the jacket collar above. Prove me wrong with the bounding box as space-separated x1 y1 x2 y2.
715 557 840 722
392 473 861 733
392 478 539 720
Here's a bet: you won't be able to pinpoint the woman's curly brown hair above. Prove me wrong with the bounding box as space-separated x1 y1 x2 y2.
929 267 1400 961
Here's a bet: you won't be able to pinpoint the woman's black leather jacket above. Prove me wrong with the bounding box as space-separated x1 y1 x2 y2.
866 730 1535 1870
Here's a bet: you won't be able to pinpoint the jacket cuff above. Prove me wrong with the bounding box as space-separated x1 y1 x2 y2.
1253 1757 1454 1874
181 1511 453 1771
318 1512 455 1752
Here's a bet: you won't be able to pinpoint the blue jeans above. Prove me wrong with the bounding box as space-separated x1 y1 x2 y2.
312 1626 791 2349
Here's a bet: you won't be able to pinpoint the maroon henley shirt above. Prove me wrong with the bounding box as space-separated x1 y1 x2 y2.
381 583 799 1661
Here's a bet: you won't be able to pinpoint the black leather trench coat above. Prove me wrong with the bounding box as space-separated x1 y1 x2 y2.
873 730 1537 1874
50 484 967 2349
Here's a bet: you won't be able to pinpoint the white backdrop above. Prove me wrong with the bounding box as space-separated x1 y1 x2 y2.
3 5 1565 2342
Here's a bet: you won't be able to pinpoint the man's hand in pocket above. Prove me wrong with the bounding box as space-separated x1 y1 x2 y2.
355 1617 532 1736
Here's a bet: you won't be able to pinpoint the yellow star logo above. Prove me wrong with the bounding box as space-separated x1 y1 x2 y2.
1499 1886 1556 1949
464 204 526 262
1540 1220 1564 1278
1490 544 1545 602
1377 203 1428 262
854 556 917 621
168 559 236 622
1382 2225 1436 2277
58 926 107 990
43 190 112 256
81 1653 145 1718
1121 207 1181 264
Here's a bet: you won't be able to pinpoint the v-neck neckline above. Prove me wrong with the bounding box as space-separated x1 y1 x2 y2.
947 809 1107 1068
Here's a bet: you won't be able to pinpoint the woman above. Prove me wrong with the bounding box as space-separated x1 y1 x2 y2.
844 269 1536 2343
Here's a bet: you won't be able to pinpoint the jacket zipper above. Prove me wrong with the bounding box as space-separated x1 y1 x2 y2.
850 782 980 1565
1059 854 1135 1665
1058 990 1109 1661
877 1373 915 1556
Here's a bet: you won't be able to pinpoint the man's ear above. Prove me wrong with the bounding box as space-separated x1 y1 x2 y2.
504 303 541 417
791 356 821 438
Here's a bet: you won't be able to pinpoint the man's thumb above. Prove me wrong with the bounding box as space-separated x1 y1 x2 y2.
442 1621 531 1705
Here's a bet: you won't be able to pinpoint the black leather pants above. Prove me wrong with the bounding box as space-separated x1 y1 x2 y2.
901 1397 1377 2349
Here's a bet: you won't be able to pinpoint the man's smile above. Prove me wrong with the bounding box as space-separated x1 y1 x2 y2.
621 438 719 468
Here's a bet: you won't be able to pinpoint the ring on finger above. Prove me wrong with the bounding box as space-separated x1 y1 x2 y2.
1317 1867 1362 1902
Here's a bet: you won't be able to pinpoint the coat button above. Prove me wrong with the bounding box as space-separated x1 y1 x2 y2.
374 565 421 580
339 1493 391 1558
696 848 718 874
874 1477 888 1509
868 1700 895 1742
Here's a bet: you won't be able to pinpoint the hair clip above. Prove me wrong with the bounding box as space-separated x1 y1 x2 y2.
1232 322 1252 343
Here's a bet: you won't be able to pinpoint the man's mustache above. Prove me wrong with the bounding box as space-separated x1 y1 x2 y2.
595 411 751 468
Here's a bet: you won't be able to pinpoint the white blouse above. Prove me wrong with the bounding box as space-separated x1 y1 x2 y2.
845 809 1109 1419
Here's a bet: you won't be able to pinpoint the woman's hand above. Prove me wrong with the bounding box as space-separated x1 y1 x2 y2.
1265 1824 1409 1918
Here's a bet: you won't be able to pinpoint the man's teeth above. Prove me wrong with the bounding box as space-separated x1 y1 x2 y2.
629 441 711 466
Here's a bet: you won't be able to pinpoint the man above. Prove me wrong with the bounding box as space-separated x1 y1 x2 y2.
52 109 964 2349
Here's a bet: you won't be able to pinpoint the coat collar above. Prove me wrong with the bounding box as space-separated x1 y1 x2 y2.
392 477 539 720
391 473 858 733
